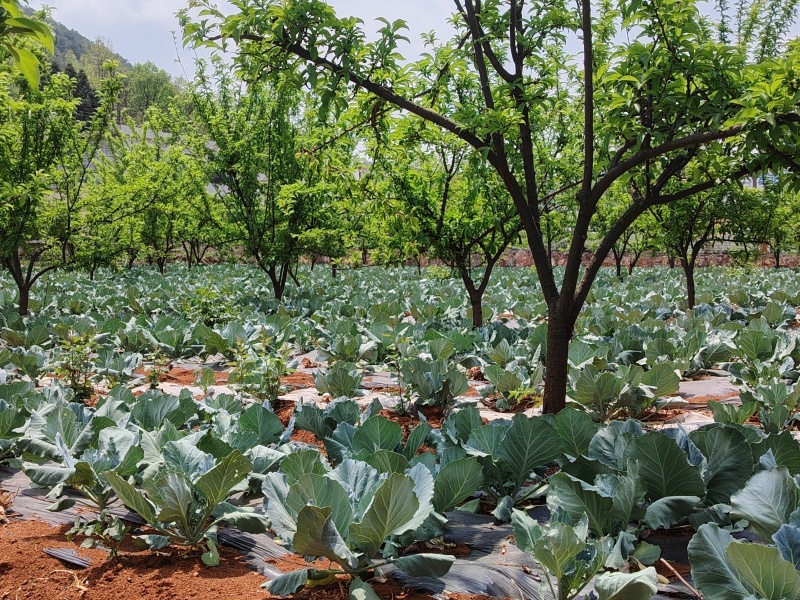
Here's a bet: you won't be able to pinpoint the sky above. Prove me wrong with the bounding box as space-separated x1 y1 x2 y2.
36 1 455 78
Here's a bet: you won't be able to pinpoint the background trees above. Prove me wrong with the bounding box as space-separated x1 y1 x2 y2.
180 0 800 412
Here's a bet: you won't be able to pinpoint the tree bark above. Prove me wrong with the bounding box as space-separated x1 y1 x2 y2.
542 306 574 414
612 248 623 280
17 284 30 317
681 258 697 309
468 289 484 329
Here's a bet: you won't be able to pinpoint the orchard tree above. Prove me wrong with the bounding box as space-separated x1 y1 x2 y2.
48 62 122 265
90 104 211 273
760 181 800 267
594 183 658 279
374 115 521 327
191 57 347 298
0 71 75 314
182 0 800 413
724 179 800 268
650 189 724 308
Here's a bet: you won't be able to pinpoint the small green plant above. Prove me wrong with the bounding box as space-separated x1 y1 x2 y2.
228 343 294 405
479 361 544 411
195 366 218 398
314 361 363 398
105 450 269 566
739 380 800 433
53 330 96 401
145 347 170 389
66 510 129 559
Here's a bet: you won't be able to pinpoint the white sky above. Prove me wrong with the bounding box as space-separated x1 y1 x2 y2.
37 1 455 77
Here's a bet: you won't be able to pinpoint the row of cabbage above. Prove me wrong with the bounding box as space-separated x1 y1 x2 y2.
2 376 800 600
2 266 800 413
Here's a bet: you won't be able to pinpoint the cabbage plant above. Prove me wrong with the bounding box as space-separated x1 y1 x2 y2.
262 453 456 598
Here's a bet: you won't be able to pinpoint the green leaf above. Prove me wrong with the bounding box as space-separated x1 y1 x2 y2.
533 521 584 580
216 509 270 534
196 450 251 507
727 542 800 600
349 578 381 600
690 425 754 504
8 45 40 89
640 363 680 397
758 432 800 475
643 496 702 529
403 422 432 460
497 414 562 490
201 534 220 566
104 471 157 524
555 408 599 459
352 415 402 455
511 508 543 554
547 472 613 535
264 568 312 596
294 505 358 570
286 473 353 537
329 459 382 517
688 524 749 600
366 449 410 474
595 567 659 600
262 473 296 541
233 404 283 449
432 456 484 514
626 432 706 500
774 524 800 571
281 448 329 485
155 471 194 525
349 473 420 556
392 553 455 577
730 467 800 542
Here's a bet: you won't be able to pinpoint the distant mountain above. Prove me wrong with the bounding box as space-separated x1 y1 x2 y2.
23 7 132 70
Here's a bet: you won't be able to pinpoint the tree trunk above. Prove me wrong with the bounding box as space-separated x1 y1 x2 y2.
266 265 288 300
775 249 781 268
468 289 484 329
542 306 574 414
17 283 31 316
681 258 696 309
331 263 337 278
612 248 623 280
628 250 643 275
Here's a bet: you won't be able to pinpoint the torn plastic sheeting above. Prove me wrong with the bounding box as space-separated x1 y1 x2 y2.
43 547 93 568
386 561 558 600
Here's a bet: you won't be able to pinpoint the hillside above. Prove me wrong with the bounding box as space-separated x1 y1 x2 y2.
23 7 132 70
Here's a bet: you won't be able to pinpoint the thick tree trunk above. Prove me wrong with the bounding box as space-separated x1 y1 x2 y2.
542 306 574 414
468 289 484 329
17 284 30 317
775 250 781 268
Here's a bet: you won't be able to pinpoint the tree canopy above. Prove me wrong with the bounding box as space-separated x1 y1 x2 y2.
180 0 800 412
